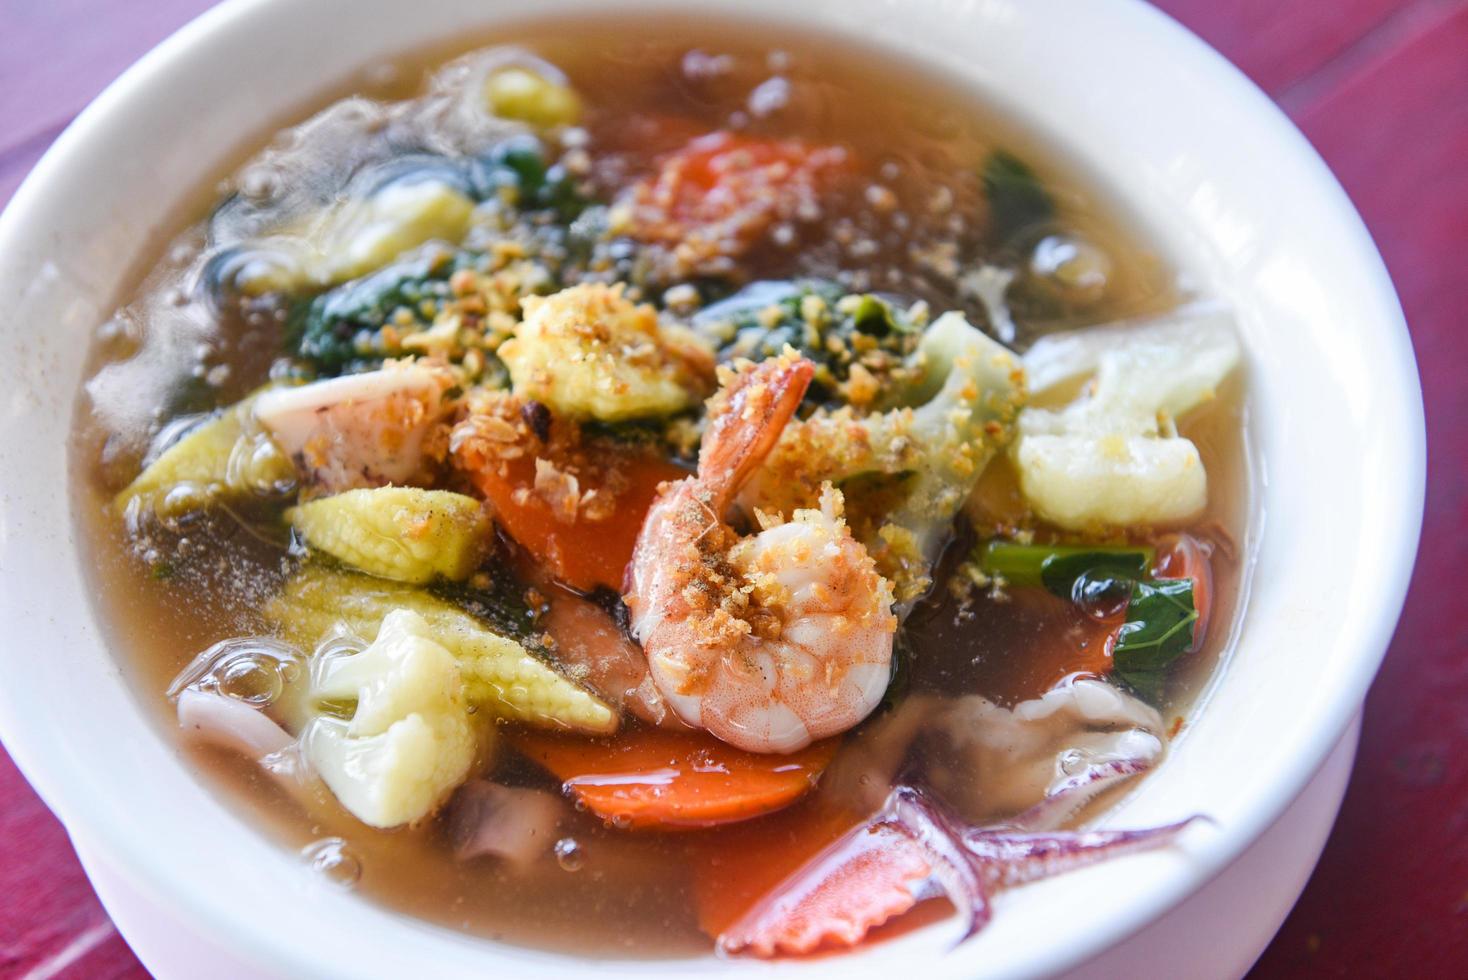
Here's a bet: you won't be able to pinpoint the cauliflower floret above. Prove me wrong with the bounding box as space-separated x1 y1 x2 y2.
306 713 476 830
498 283 713 421
1012 306 1240 531
1013 433 1206 530
737 312 1026 608
304 609 478 828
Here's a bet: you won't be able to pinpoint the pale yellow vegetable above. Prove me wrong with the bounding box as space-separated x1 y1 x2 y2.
314 180 475 285
267 565 618 734
115 396 295 519
1012 434 1206 530
287 487 490 584
229 182 475 297
304 609 478 827
1012 307 1240 531
484 66 581 128
499 283 713 422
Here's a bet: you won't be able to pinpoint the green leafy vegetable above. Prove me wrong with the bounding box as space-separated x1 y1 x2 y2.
1113 578 1199 698
691 279 922 408
978 539 1198 702
287 246 465 373
693 279 839 342
473 135 589 220
281 137 599 376
847 293 910 335
981 150 1055 248
978 541 1154 594
1114 668 1166 702
1113 579 1198 667
428 576 549 656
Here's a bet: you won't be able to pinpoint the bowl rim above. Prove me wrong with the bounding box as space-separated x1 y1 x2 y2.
0 0 1425 976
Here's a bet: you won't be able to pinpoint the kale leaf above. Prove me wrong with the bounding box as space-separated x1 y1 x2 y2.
1112 578 1199 687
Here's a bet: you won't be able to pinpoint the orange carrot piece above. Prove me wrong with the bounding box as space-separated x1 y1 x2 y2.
510 727 837 830
469 450 687 593
687 801 865 938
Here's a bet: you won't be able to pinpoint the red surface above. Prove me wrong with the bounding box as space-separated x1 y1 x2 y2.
1 1 1464 976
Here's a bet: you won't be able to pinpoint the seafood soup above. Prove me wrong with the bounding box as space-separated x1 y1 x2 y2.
76 17 1249 959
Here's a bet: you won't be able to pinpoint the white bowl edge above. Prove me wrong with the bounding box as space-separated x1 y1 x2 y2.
0 1 1425 978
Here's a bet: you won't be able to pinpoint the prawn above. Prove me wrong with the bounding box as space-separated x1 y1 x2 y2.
625 353 897 753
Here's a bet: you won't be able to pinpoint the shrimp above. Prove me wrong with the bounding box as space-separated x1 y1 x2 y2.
625 353 897 754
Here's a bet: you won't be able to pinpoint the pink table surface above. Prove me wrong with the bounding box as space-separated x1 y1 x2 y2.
1 2 1464 976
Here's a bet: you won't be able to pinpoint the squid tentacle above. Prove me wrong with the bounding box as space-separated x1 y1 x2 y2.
717 774 1206 958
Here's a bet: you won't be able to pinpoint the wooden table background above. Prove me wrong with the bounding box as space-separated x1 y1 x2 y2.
1 1 1464 976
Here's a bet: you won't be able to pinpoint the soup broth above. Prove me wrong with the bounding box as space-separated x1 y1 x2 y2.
73 16 1248 959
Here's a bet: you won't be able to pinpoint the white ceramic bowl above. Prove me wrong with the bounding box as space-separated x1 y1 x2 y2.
0 0 1423 977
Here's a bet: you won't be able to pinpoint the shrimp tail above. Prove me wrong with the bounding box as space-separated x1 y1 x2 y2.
699 354 814 506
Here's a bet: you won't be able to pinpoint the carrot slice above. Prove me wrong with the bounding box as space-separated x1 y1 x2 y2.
687 801 865 938
510 727 837 830
468 449 687 593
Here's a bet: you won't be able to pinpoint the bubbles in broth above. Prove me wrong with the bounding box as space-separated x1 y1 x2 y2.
73 15 1248 960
